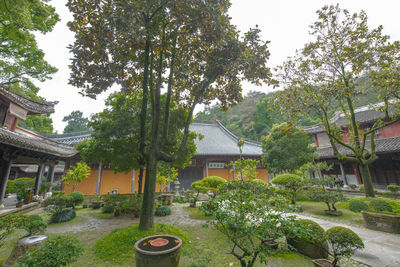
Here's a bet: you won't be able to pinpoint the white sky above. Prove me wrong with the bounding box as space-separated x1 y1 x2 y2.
34 0 400 133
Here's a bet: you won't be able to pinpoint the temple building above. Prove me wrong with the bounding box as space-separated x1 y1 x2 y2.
304 103 400 188
0 87 78 205
50 121 268 195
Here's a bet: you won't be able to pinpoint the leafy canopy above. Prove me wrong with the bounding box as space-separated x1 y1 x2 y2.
261 122 316 174
63 110 89 134
62 162 91 192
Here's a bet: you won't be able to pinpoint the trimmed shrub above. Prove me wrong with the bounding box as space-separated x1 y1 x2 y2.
51 209 76 223
94 223 188 264
69 192 84 207
369 199 392 212
387 185 400 193
349 199 369 213
191 176 227 195
326 227 364 266
43 195 76 223
271 174 302 188
102 203 115 214
173 196 188 203
22 215 47 236
155 205 171 216
17 236 83 267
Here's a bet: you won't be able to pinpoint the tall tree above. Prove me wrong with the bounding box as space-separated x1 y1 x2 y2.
261 122 316 174
67 0 273 230
63 110 89 133
0 0 59 133
275 5 400 197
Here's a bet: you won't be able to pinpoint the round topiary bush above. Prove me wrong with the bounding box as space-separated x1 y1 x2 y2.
369 199 392 212
155 205 171 216
191 176 227 194
349 199 369 213
18 235 83 267
358 184 365 192
326 226 364 266
271 174 302 189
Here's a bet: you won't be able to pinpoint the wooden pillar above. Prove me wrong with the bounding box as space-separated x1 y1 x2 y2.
0 158 13 205
205 159 209 177
96 161 102 195
131 168 135 193
339 162 348 185
34 163 45 195
352 164 362 185
47 162 57 192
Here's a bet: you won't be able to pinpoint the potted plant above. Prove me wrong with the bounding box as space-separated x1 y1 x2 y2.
134 235 182 267
312 226 364 267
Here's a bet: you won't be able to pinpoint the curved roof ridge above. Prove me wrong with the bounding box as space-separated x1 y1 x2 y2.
216 120 261 147
43 130 92 138
0 87 57 114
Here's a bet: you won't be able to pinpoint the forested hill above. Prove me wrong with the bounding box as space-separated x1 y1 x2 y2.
195 87 380 141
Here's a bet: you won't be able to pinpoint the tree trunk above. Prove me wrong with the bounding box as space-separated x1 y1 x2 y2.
359 163 375 197
139 153 158 230
138 168 144 194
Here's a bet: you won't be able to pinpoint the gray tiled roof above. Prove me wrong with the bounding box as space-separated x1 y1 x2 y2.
303 103 397 134
48 121 262 156
0 87 57 114
191 122 262 156
0 127 78 158
317 136 400 159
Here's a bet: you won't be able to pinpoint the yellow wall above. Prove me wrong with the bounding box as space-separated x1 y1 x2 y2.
203 168 269 183
64 168 164 195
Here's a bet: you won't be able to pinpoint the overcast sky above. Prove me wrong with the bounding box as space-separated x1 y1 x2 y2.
34 0 400 133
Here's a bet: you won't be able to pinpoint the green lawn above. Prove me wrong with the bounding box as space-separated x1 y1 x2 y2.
296 201 364 226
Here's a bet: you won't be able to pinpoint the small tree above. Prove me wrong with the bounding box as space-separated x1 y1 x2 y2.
62 162 91 192
228 159 259 181
63 110 89 133
156 163 178 192
326 227 364 267
305 178 344 213
206 180 308 267
271 174 303 204
261 123 316 174
191 176 227 198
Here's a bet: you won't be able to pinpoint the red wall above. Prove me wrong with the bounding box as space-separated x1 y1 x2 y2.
378 120 400 139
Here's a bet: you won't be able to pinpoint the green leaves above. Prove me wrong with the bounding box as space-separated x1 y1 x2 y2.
62 161 91 192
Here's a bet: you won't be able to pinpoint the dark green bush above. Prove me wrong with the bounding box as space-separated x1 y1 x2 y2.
102 203 115 213
0 214 25 247
271 174 302 189
51 209 76 223
155 205 171 216
69 192 84 207
386 185 400 193
52 191 65 196
348 184 357 190
326 227 364 266
191 176 227 195
349 199 369 213
22 215 47 236
173 196 188 203
369 199 392 212
17 235 83 267
13 178 35 201
295 219 326 244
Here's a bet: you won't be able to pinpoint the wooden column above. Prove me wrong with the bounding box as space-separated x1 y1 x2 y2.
96 161 102 195
47 162 57 192
131 169 135 193
339 162 348 185
34 163 45 195
0 157 13 205
205 159 209 177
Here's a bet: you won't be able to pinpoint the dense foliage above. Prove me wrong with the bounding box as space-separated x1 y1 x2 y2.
261 123 316 174
62 162 91 192
62 110 89 133
206 180 308 267
43 194 76 223
386 185 400 193
22 214 47 236
191 176 227 196
271 173 303 204
155 205 171 216
369 199 393 212
13 177 35 202
18 236 83 267
326 227 364 267
348 199 369 213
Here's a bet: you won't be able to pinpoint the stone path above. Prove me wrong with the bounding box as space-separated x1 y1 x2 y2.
154 203 207 226
296 213 400 267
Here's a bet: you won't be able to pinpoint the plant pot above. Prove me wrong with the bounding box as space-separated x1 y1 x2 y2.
361 211 400 233
135 235 182 267
16 202 23 208
324 210 342 216
288 238 329 259
265 240 278 249
312 259 339 267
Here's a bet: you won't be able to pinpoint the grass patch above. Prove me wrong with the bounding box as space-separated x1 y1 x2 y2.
94 223 189 264
297 201 364 226
180 225 313 267
184 206 212 220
